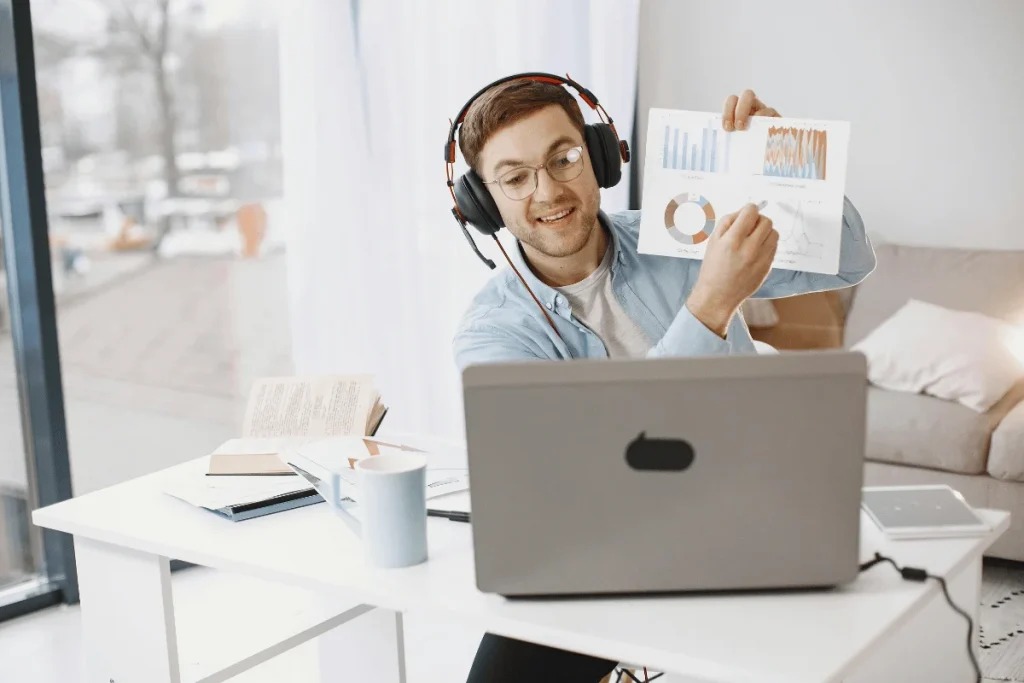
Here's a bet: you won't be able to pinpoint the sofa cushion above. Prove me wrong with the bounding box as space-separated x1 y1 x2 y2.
845 243 1024 347
989 399 1024 483
853 299 1024 412
865 387 993 474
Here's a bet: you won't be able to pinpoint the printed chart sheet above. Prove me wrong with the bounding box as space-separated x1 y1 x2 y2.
638 108 850 274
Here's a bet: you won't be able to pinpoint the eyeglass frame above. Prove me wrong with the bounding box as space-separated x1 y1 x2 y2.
481 144 587 201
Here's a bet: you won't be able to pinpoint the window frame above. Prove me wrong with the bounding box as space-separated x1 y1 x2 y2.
0 0 78 620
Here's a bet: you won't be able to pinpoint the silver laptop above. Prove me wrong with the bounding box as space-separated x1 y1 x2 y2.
462 350 867 597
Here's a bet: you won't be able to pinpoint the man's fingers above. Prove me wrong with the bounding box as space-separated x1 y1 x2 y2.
753 215 776 245
725 203 761 239
754 231 778 275
713 210 739 237
734 89 757 130
722 94 738 132
754 107 780 118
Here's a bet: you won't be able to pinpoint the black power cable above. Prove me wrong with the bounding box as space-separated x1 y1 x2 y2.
859 552 981 682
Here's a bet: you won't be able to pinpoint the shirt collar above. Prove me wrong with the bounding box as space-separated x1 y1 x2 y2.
508 210 624 310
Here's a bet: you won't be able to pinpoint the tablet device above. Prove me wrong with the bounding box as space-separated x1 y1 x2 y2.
862 485 990 539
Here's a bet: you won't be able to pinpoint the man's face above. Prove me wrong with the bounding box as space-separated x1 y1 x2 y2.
476 105 601 259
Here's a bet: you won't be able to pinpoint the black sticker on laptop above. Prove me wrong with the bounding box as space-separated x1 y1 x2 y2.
626 432 695 471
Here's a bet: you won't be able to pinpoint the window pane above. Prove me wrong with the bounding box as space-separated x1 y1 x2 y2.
32 0 290 495
0 233 37 591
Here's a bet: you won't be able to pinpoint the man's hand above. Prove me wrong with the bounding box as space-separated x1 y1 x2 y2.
722 89 780 131
686 204 779 337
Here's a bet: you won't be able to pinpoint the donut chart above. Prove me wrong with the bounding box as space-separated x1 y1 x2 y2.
664 193 715 245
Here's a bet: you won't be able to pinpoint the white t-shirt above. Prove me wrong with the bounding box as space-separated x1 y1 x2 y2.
556 246 651 358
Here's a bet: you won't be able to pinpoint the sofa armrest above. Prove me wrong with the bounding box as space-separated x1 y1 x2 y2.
988 386 1024 482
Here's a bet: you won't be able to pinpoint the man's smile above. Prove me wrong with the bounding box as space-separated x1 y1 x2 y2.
535 206 576 226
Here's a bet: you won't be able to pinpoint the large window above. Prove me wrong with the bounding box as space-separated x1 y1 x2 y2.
31 0 290 500
1 0 290 616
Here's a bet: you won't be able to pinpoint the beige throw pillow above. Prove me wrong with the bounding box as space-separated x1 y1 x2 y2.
852 299 1024 412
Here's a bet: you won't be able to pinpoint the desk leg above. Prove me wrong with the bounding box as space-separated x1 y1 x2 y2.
318 607 407 682
75 536 180 683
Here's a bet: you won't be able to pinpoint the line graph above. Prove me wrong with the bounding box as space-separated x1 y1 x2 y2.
763 126 827 180
769 200 824 258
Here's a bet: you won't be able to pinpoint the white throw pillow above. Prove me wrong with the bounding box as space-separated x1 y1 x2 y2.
852 299 1024 412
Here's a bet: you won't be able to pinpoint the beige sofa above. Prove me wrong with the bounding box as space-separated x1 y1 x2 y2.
845 242 1024 561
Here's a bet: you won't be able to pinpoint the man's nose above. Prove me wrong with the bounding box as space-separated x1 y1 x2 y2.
533 167 560 202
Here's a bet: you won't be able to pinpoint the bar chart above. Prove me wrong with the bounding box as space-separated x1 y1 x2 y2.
661 121 730 173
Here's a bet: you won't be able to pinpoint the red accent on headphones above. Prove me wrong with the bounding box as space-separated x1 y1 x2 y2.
445 73 626 165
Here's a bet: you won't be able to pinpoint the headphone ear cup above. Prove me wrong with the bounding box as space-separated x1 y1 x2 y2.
455 170 504 235
585 123 622 189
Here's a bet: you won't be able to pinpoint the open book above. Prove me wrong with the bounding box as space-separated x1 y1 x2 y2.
207 375 388 475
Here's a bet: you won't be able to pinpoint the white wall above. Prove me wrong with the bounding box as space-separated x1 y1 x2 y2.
636 0 1024 249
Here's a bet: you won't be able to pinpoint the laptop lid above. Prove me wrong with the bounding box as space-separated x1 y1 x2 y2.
463 351 867 596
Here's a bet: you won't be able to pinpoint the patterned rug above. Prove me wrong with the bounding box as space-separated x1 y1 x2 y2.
980 562 1024 682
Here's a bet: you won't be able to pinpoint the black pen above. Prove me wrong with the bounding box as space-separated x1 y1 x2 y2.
428 509 471 523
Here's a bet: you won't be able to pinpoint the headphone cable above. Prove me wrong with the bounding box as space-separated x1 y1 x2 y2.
491 235 573 358
859 552 981 682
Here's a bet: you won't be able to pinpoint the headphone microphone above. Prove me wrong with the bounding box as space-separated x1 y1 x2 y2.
451 208 496 270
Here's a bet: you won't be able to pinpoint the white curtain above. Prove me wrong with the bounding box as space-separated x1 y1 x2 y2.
280 0 640 439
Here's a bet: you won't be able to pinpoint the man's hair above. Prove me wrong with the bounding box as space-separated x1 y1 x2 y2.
458 80 586 175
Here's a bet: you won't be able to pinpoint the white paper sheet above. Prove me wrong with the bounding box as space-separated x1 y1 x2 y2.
284 437 469 502
638 108 850 275
163 468 313 510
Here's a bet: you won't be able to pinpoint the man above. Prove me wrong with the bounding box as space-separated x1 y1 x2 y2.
452 80 875 681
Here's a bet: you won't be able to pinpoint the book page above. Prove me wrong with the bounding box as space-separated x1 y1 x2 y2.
242 375 377 439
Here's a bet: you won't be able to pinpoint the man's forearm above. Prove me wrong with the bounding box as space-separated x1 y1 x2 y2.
684 285 736 338
647 302 733 358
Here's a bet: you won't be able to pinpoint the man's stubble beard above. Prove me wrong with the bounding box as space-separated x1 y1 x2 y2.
515 201 600 259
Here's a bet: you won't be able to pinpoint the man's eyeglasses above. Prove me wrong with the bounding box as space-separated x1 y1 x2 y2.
484 145 586 201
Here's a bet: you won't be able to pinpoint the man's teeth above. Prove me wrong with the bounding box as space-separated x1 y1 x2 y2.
539 208 573 223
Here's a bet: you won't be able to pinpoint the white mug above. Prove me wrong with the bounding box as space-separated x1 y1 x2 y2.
326 452 428 569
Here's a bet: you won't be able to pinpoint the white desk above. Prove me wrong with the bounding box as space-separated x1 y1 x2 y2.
34 450 1008 683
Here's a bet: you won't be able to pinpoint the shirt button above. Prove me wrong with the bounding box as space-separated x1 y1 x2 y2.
545 303 553 310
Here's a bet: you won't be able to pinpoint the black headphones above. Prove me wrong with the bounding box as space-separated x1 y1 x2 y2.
445 72 630 269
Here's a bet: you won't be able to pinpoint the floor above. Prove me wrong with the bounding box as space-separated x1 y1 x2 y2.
0 561 1021 683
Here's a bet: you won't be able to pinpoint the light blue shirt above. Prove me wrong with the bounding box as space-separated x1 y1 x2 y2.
453 198 876 370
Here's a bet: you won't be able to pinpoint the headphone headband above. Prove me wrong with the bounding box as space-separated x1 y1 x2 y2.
444 72 610 165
